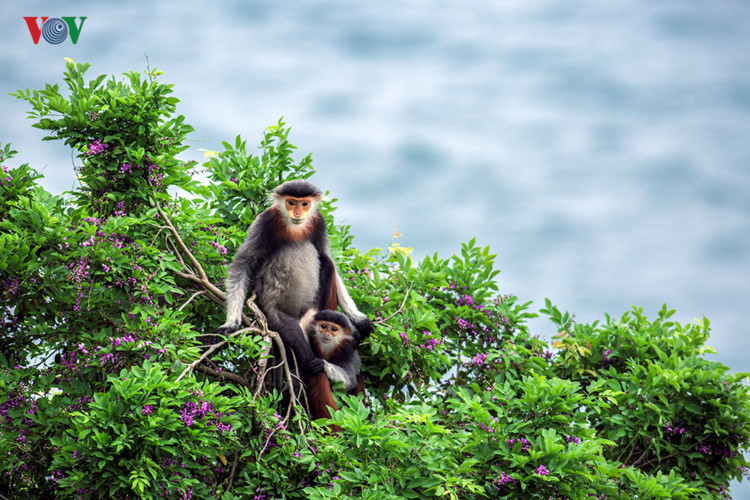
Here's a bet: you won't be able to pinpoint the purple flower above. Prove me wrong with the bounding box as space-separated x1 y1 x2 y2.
496 472 515 486
211 241 228 255
141 405 154 416
472 352 488 365
86 139 109 156
534 465 549 476
213 420 233 433
420 333 438 351
565 435 581 445
456 317 474 332
181 401 197 427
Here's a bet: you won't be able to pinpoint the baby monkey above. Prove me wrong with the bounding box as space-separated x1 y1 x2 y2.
303 309 364 395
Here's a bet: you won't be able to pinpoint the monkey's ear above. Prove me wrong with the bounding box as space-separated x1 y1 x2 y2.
270 192 283 204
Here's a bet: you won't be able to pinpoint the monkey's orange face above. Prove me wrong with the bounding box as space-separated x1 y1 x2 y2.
315 321 345 343
285 197 315 224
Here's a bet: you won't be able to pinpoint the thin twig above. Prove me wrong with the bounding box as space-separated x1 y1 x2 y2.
619 440 639 465
376 282 413 324
166 235 188 269
178 290 207 311
149 224 169 247
637 442 699 469
153 198 209 282
258 428 279 460
176 326 259 382
253 360 280 401
287 350 307 433
269 333 299 411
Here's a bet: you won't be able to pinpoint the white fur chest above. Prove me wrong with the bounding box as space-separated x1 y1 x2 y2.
256 242 321 315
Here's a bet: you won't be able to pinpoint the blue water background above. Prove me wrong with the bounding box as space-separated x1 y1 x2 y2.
2 1 749 495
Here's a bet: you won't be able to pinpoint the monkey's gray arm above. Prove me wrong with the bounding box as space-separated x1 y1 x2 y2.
217 229 264 333
334 272 374 341
220 262 250 330
322 360 358 392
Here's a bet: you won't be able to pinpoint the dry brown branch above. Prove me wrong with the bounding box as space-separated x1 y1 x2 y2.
252 360 280 401
286 350 308 433
376 282 413 325
154 199 209 282
166 234 188 269
227 451 240 491
269 333 303 424
148 223 169 247
178 289 207 311
194 363 251 388
176 326 261 383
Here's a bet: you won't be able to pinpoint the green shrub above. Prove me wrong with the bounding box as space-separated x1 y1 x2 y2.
1 61 747 499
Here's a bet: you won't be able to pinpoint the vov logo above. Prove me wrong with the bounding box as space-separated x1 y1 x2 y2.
24 17 87 45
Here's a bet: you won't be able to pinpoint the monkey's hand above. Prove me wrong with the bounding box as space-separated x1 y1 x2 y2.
352 317 374 346
306 357 326 375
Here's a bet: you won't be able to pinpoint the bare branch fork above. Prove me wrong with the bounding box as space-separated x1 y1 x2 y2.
376 282 413 326
175 326 259 383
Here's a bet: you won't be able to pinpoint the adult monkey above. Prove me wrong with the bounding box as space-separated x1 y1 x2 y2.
214 180 373 421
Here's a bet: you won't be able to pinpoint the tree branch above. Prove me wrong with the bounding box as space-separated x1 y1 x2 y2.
636 442 700 469
376 282 413 325
176 326 261 383
194 363 251 389
227 450 240 491
153 198 209 282
178 289 207 311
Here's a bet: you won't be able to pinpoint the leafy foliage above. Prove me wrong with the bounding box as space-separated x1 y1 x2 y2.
1 62 748 499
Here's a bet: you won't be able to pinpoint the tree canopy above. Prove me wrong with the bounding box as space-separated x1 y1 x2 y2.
1 61 749 499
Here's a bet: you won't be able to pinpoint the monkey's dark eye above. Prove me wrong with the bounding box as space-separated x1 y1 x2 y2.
320 323 327 330
331 326 338 333
287 200 295 206
302 201 309 207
